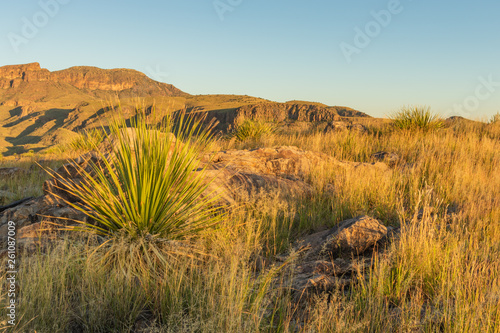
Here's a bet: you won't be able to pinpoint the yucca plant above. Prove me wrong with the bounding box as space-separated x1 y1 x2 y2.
46 108 224 275
390 106 444 131
231 119 277 142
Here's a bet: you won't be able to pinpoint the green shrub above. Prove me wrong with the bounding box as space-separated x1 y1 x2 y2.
68 128 105 152
231 119 277 142
23 149 35 158
47 110 224 276
390 106 444 131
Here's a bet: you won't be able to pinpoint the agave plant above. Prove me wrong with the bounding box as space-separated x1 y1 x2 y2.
390 106 444 131
47 108 224 274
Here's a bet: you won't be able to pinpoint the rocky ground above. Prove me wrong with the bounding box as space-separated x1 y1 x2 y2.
0 139 398 302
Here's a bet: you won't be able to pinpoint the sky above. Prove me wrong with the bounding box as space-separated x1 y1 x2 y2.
1 0 499 119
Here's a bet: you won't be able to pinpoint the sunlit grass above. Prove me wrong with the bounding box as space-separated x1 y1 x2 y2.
390 105 444 131
231 119 277 142
1 113 499 332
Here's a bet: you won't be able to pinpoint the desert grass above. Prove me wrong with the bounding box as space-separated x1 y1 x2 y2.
389 106 444 131
1 118 499 332
0 155 70 205
230 119 277 142
490 112 500 124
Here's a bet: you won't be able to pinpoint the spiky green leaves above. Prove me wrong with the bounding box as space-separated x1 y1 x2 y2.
47 108 224 273
390 106 444 131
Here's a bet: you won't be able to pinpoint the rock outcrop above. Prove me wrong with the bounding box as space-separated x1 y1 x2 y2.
205 102 369 131
371 151 400 165
323 121 368 133
289 216 396 297
0 143 390 244
0 62 187 97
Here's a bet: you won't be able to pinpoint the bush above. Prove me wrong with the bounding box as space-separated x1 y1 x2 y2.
390 106 444 131
47 109 224 276
68 128 105 152
489 112 500 124
231 119 277 142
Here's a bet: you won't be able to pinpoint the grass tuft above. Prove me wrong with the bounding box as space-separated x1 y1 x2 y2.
489 112 500 124
231 119 277 142
390 105 444 131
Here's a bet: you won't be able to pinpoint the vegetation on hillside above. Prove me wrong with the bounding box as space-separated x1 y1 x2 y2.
230 119 277 142
1 113 499 332
390 105 444 131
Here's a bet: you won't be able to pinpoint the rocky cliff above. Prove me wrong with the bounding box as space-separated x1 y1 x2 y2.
0 62 187 96
205 102 369 130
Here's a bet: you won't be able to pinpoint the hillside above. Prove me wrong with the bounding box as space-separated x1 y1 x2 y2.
0 63 368 155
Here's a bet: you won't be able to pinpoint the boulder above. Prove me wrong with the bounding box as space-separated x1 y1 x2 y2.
371 151 400 164
288 216 392 297
346 123 368 133
321 216 388 256
209 146 336 177
324 121 348 133
208 146 389 177
323 122 368 134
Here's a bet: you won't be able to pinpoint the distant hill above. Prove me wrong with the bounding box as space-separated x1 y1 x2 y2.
0 62 187 105
0 63 369 155
203 102 369 131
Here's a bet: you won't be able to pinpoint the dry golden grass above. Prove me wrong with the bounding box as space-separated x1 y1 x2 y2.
1 119 499 332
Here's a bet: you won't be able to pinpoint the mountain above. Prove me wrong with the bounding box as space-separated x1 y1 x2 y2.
0 63 369 155
0 62 187 105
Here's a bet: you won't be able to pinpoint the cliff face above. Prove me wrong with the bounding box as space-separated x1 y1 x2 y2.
233 103 368 122
206 102 369 130
0 62 46 80
52 66 137 91
0 62 187 96
0 63 51 89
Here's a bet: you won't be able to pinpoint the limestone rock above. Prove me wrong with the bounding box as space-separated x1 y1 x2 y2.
372 151 400 164
321 216 388 255
287 216 391 297
346 123 368 133
209 146 338 178
0 62 187 96
205 102 368 131
324 121 347 133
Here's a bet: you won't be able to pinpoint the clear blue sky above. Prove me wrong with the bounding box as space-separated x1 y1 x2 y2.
1 0 499 118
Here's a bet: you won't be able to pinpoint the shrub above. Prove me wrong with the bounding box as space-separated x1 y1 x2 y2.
68 128 105 152
231 119 277 142
23 149 35 158
489 112 500 124
47 109 224 276
390 106 444 131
